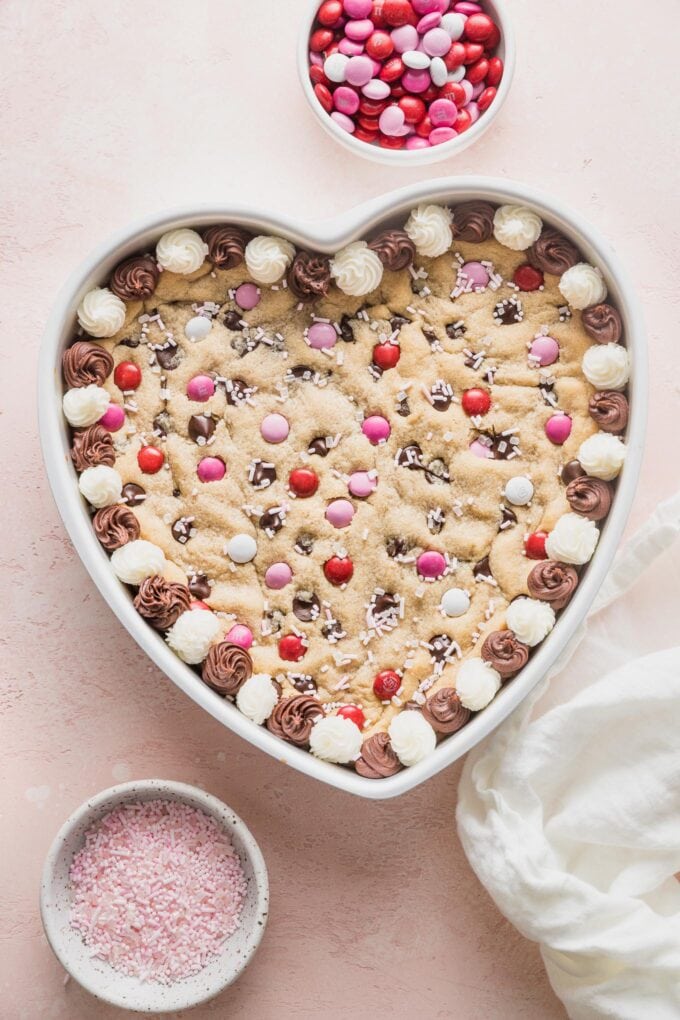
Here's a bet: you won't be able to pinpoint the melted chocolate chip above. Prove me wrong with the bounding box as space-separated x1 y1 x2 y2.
263 608 285 635
293 591 320 622
429 634 455 663
475 429 517 461
154 342 183 370
427 508 446 534
231 333 259 357
425 458 450 485
119 336 140 348
500 506 517 530
260 507 286 535
308 436 330 457
249 459 276 489
396 443 425 469
391 315 409 331
322 617 346 642
561 459 586 484
539 378 557 407
373 592 399 617
223 378 251 405
188 574 211 600
294 533 314 556
171 517 194 544
224 310 244 331
396 395 411 417
494 297 524 325
474 556 493 580
122 483 146 507
386 536 413 559
291 674 317 693
188 414 216 444
153 411 172 437
446 321 466 340
430 381 454 411
338 315 356 342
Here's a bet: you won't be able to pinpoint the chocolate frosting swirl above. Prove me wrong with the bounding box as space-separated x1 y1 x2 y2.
92 505 140 551
203 225 250 269
566 476 613 521
354 732 402 779
421 688 471 734
527 227 580 276
133 575 192 630
202 641 252 696
581 303 623 344
71 424 115 471
481 630 530 679
588 390 629 433
452 201 495 243
527 561 579 610
110 255 159 301
287 251 332 301
368 230 416 271
62 341 114 388
266 695 323 748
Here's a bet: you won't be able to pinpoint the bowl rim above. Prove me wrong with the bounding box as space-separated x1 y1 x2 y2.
39 778 269 1012
38 176 647 801
296 0 517 166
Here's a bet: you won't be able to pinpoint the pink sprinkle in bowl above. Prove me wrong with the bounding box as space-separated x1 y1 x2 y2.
40 779 269 1013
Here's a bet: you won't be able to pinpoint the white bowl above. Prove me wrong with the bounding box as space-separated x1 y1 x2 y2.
40 780 269 1012
297 0 516 166
38 178 647 800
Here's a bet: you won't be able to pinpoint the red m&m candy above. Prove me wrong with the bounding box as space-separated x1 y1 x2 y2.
373 670 401 699
324 556 354 585
464 13 496 43
525 531 549 560
373 342 401 370
289 468 319 497
279 634 307 662
514 264 544 292
337 704 366 728
383 0 413 26
462 388 491 416
366 30 394 59
114 361 141 391
318 0 343 25
137 445 165 474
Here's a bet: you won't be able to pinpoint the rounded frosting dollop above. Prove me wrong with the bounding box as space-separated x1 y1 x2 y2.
421 688 471 734
330 241 384 296
545 513 599 565
93 504 140 551
309 714 363 763
452 201 495 244
165 607 221 664
245 235 296 285
236 673 279 724
368 229 416 271
493 205 543 252
133 575 191 630
111 538 166 585
77 287 127 338
582 343 630 391
266 695 324 747
581 302 623 344
578 433 627 480
455 658 501 712
388 711 436 767
63 341 114 388
287 251 332 301
354 732 402 778
63 385 111 427
527 561 579 610
110 255 159 301
589 390 629 433
203 225 250 269
566 476 613 521
156 228 208 275
559 263 607 309
404 204 453 258
528 227 580 276
78 465 123 508
505 598 555 647
202 641 253 696
71 424 115 471
480 630 529 678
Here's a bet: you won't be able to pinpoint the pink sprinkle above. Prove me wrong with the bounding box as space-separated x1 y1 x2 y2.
69 799 247 985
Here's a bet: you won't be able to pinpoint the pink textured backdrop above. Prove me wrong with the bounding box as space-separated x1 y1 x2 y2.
2 1 678 1017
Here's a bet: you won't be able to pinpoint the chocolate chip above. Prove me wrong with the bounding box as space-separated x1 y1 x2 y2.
322 618 346 642
223 378 251 405
154 342 183 370
249 459 276 489
294 533 314 556
373 592 399 617
475 429 517 461
293 591 320 622
429 381 454 411
391 316 409 331
308 436 330 457
339 315 356 342
291 674 317 693
171 517 194 544
231 334 259 357
263 608 284 634
562 459 586 484
396 395 411 417
494 298 524 325
224 310 244 331
119 336 140 348
474 556 493 580
122 483 146 507
427 508 446 534
188 414 216 444
500 506 517 530
396 443 425 469
260 507 285 535
539 378 557 406
429 634 455 663
446 321 466 340
188 574 211 600
386 536 412 559
153 411 172 437
288 365 315 381
425 458 450 485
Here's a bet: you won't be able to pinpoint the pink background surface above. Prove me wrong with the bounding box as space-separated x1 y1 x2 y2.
2 0 678 1017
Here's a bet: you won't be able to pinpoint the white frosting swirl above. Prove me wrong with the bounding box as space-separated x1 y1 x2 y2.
506 597 556 647
236 673 279 724
63 385 110 427
559 263 607 309
245 235 295 285
165 608 221 664
156 228 208 275
404 204 453 258
111 539 166 585
77 287 126 339
78 465 122 508
309 715 363 764
456 658 501 711
545 513 599 565
493 205 543 251
330 241 384 296
578 433 627 480
388 711 436 767
582 343 630 391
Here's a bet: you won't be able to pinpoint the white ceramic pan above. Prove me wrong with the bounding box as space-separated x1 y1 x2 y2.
39 178 647 800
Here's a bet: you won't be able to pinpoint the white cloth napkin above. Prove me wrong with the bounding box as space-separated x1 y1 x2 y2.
457 493 680 1020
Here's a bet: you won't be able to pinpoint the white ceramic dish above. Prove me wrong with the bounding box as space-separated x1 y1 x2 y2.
38 178 647 800
297 0 516 166
40 779 269 1012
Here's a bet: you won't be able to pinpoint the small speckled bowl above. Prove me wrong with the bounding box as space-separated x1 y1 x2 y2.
40 779 269 1013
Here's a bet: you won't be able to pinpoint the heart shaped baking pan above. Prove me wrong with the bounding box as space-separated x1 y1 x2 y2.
39 178 646 799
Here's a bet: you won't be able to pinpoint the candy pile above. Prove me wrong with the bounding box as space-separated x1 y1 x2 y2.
69 799 247 984
307 0 503 150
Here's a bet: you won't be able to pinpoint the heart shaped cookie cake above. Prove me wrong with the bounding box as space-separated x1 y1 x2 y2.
61 201 630 779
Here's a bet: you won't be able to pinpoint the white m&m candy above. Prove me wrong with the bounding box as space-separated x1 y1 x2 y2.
441 588 471 618
504 476 535 506
227 534 257 564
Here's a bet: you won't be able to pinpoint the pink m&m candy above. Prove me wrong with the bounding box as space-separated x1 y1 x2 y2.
530 336 560 367
422 27 452 56
407 136 431 149
331 111 356 133
226 624 254 649
264 562 293 590
339 37 365 55
429 98 458 126
345 18 374 41
235 283 260 310
469 438 493 459
99 403 125 432
362 415 391 444
460 261 489 289
417 550 447 579
326 498 356 528
402 69 431 93
345 54 374 86
334 86 360 115
545 414 573 445
260 413 290 443
413 0 447 13
186 374 215 402
430 127 457 145
417 12 442 33
197 456 226 482
308 322 338 349
343 0 372 16
348 471 377 497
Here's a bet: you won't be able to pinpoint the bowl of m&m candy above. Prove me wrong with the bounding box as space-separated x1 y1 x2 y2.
299 0 514 164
